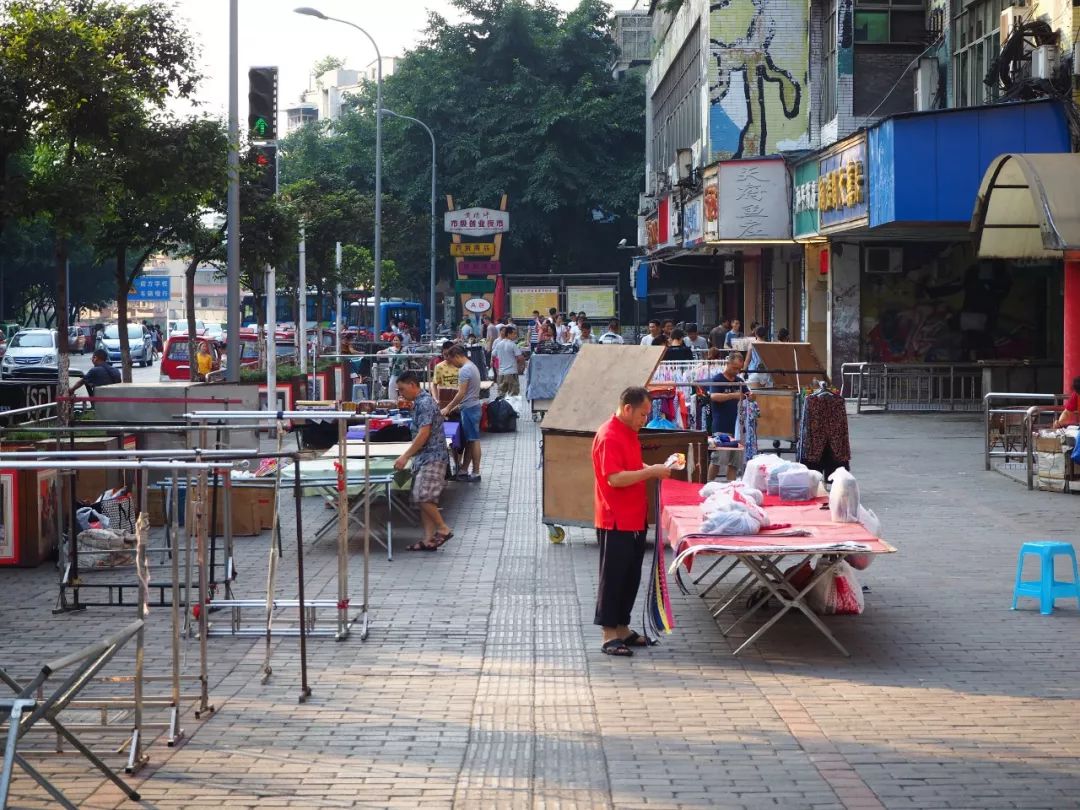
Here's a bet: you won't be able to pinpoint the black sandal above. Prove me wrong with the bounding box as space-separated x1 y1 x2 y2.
432 530 454 548
601 639 634 657
406 541 439 552
620 631 657 648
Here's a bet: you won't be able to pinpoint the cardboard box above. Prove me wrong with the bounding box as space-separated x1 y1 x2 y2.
1036 435 1064 453
184 488 261 536
147 488 166 527
1037 451 1066 479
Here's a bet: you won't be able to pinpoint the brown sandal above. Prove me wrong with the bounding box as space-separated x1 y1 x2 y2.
406 541 439 552
432 530 454 547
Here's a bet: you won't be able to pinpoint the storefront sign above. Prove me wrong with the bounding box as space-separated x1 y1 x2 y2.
444 208 509 237
450 242 496 257
818 137 868 231
717 159 791 240
463 297 491 314
509 286 559 318
703 165 719 240
683 195 704 247
667 192 682 244
792 160 820 238
458 261 501 276
656 196 670 247
455 278 496 294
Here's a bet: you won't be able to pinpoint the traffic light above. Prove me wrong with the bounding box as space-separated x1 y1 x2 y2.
248 66 278 141
249 144 277 195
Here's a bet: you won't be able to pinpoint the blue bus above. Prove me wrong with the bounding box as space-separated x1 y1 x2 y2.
242 290 425 336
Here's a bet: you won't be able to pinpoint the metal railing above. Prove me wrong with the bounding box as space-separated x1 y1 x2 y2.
842 362 984 413
1022 404 1072 490
983 392 1064 471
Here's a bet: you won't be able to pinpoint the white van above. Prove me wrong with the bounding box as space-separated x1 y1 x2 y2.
168 319 204 338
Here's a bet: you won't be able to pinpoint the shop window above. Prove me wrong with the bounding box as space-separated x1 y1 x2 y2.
952 0 1013 106
853 0 925 44
822 0 838 121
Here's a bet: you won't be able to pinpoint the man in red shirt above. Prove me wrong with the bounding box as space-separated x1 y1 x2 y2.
592 386 672 657
1053 376 1080 428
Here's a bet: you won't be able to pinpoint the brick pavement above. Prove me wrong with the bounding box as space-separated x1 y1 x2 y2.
2 412 1080 809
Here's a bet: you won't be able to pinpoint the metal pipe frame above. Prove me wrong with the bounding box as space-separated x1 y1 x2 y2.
983 392 1064 470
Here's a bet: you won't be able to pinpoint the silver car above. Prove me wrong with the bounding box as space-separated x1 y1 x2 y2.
100 324 154 367
0 329 58 379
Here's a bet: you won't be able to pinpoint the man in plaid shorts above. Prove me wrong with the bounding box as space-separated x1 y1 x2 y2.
394 371 454 551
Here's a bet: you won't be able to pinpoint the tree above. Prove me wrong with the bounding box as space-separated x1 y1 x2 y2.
95 115 227 381
279 0 645 316
2 0 200 415
172 218 226 381
312 55 345 80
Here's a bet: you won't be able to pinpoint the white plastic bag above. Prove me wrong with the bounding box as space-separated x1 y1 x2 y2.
741 454 785 491
828 468 860 523
857 505 880 536
700 510 761 536
768 461 806 495
808 470 826 498
700 480 763 505
807 560 865 615
777 469 812 502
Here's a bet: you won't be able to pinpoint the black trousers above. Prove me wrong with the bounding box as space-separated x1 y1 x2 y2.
594 528 647 628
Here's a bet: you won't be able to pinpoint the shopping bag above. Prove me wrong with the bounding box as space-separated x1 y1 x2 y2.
807 560 865 615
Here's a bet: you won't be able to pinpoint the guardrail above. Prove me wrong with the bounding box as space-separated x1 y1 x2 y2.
983 392 1064 471
842 362 984 413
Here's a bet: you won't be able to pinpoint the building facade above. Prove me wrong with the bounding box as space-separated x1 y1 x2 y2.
284 59 400 135
640 0 1077 389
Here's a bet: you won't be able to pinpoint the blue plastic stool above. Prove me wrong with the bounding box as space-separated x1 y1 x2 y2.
1012 542 1080 615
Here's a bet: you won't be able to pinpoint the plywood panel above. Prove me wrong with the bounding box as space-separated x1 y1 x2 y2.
541 344 665 434
755 390 797 440
747 342 828 389
542 433 596 527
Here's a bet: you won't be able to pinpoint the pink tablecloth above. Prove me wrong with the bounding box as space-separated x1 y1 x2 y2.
659 480 895 572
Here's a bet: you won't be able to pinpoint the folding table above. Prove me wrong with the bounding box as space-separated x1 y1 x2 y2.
282 457 400 559
659 480 896 656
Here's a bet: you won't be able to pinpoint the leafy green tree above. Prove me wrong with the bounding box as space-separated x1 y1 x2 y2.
279 0 644 318
95 115 227 381
312 55 345 80
1 0 200 413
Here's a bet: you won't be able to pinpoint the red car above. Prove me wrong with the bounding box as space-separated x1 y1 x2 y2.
160 332 297 381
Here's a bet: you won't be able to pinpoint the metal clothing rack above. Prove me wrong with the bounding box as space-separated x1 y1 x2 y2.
184 408 373 704
0 458 227 776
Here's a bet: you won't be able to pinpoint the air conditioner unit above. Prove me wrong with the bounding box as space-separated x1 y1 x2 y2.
1000 5 1025 46
1032 44 1058 79
865 246 903 274
913 57 939 111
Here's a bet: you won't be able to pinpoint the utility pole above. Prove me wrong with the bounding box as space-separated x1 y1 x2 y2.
226 0 240 380
335 242 343 356
298 226 307 375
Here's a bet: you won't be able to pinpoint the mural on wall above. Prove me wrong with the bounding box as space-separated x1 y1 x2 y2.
862 245 1051 363
708 0 809 160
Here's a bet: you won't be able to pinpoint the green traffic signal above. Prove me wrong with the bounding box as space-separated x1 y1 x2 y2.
253 116 268 137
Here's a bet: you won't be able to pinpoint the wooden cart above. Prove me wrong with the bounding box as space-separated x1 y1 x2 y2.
745 342 829 454
539 345 708 542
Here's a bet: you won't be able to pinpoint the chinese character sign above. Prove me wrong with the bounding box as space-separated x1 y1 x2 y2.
683 196 705 246
792 160 820 238
444 207 510 237
129 275 171 301
818 138 868 231
703 166 719 240
717 159 791 240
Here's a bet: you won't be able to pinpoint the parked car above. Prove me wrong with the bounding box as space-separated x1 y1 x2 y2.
0 329 58 379
100 323 154 367
168 319 204 339
160 334 223 381
203 322 224 341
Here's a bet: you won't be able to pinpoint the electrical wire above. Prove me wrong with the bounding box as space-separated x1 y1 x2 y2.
857 34 945 128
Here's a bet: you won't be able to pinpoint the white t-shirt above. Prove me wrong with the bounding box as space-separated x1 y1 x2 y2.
599 332 623 345
639 334 654 346
492 337 523 377
685 336 709 351
569 323 582 341
556 324 571 344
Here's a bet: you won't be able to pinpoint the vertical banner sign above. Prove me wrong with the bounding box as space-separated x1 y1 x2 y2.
703 165 719 240
717 158 791 240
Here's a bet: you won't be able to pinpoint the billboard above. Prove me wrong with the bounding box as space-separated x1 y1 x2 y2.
566 286 615 319
509 287 559 319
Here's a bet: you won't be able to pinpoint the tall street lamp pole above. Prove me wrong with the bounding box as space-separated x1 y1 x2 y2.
295 7 382 335
226 0 240 380
380 108 436 340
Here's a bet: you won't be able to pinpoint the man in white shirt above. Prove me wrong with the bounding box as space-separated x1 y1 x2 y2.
599 320 624 344
574 322 598 347
639 319 662 346
492 326 524 396
684 323 709 353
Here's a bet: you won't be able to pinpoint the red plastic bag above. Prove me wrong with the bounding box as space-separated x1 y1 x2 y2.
807 560 865 615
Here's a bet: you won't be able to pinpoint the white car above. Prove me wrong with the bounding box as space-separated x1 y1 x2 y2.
0 329 58 379
203 322 223 340
168 319 204 338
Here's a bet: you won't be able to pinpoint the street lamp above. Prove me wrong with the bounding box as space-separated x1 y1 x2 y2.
381 108 436 341
295 7 383 335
